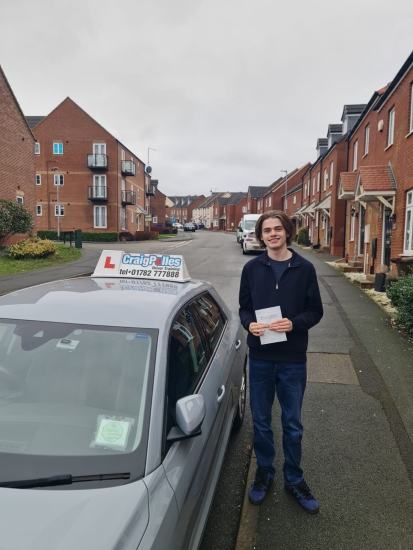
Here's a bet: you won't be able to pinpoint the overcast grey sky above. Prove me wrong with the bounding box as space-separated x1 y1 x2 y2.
1 0 412 197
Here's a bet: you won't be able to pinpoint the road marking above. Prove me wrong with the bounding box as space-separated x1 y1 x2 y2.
162 240 192 253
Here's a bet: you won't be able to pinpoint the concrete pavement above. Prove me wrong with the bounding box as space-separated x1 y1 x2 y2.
236 246 413 550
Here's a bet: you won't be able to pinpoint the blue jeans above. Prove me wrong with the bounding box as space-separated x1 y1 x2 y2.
249 358 307 486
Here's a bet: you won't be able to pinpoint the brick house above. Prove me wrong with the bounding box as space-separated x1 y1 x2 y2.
168 195 205 225
226 192 247 231
338 51 413 274
28 97 149 236
0 66 36 243
192 193 222 229
148 182 168 231
246 186 267 214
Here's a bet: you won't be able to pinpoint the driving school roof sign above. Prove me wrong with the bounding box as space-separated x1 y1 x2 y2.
92 251 191 282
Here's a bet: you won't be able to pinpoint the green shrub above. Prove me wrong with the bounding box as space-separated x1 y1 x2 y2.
119 231 135 241
162 228 170 234
387 271 413 337
296 226 309 245
0 200 34 247
135 231 158 241
293 234 298 242
7 237 58 259
37 230 118 242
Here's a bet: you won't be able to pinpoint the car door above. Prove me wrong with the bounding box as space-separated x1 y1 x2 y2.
162 296 231 549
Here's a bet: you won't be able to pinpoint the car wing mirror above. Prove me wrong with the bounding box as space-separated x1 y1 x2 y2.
167 394 205 442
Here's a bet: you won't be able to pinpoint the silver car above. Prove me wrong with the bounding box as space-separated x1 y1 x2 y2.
0 276 247 549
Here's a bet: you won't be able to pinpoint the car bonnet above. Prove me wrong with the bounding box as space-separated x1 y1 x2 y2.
0 479 148 550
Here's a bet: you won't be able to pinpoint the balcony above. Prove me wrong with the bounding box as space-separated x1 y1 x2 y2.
87 186 108 201
121 190 136 205
87 154 108 170
121 160 136 176
146 183 157 196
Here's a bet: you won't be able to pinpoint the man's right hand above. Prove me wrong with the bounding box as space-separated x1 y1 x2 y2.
248 322 268 337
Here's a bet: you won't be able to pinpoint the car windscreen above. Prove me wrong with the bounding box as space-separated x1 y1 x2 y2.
0 319 157 487
244 220 257 230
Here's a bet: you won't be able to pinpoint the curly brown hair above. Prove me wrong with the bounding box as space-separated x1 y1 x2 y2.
255 210 294 248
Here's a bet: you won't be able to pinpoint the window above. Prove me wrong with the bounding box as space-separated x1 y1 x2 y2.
323 169 328 191
268 197 272 207
121 150 125 161
16 196 23 205
315 211 319 227
55 205 64 216
388 108 395 146
215 208 217 214
36 205 42 216
329 161 334 187
94 206 107 228
192 294 225 352
247 202 250 211
293 196 296 205
53 143 63 155
120 208 126 230
304 184 307 198
35 143 40 155
410 83 413 133
213 218 218 227
54 174 64 186
350 210 355 241
93 175 106 198
242 206 247 213
317 172 320 192
364 124 370 155
353 140 358 171
93 143 106 155
167 305 209 433
312 177 315 195
36 174 41 186
404 190 413 254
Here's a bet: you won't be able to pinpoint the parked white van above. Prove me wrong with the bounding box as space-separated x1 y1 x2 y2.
237 214 260 245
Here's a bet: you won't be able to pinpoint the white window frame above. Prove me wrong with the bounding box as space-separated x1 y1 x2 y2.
317 172 320 192
242 206 247 213
36 174 41 186
410 83 413 133
293 195 296 205
353 140 358 171
323 169 327 191
316 211 319 227
54 174 64 186
93 142 106 155
53 142 63 155
304 184 307 198
131 210 134 223
350 212 355 241
36 204 42 216
121 149 125 161
248 202 250 211
364 124 370 155
329 161 334 187
388 107 395 146
312 177 315 195
16 196 24 205
404 190 413 255
120 208 126 230
94 205 107 228
93 174 106 198
153 216 158 223
269 196 272 207
55 204 64 216
35 143 40 155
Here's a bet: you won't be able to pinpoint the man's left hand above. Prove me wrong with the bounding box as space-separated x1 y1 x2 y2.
268 318 293 332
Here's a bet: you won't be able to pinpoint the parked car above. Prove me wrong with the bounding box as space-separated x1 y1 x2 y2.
184 223 196 232
172 222 183 229
237 214 260 245
0 251 247 550
242 230 263 255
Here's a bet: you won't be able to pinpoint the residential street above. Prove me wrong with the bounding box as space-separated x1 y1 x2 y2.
1 230 413 549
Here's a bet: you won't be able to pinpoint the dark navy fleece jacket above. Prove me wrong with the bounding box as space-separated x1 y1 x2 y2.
239 249 323 363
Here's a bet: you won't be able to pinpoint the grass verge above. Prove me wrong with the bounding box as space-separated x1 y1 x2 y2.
157 234 177 239
0 245 82 276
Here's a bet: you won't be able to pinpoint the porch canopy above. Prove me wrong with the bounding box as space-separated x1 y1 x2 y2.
301 201 316 219
136 205 147 215
291 205 307 219
338 172 358 200
220 215 226 220
354 165 396 214
314 194 331 217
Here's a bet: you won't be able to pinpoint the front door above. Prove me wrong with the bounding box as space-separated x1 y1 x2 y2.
358 205 365 255
382 208 393 267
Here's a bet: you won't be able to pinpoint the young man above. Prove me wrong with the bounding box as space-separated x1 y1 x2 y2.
239 210 323 514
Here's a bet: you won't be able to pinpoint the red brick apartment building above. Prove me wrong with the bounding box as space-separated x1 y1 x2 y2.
27 97 153 236
338 50 413 274
0 66 36 243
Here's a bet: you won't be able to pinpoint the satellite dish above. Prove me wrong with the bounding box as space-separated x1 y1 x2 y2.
146 166 152 174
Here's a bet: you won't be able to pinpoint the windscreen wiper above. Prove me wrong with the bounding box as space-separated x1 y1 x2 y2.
0 472 130 489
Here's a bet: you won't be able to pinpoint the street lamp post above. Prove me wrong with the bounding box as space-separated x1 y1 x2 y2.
281 170 288 212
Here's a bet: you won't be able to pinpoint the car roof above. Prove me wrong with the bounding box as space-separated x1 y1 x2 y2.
0 277 210 329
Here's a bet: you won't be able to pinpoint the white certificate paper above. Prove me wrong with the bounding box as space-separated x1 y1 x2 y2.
255 306 287 345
